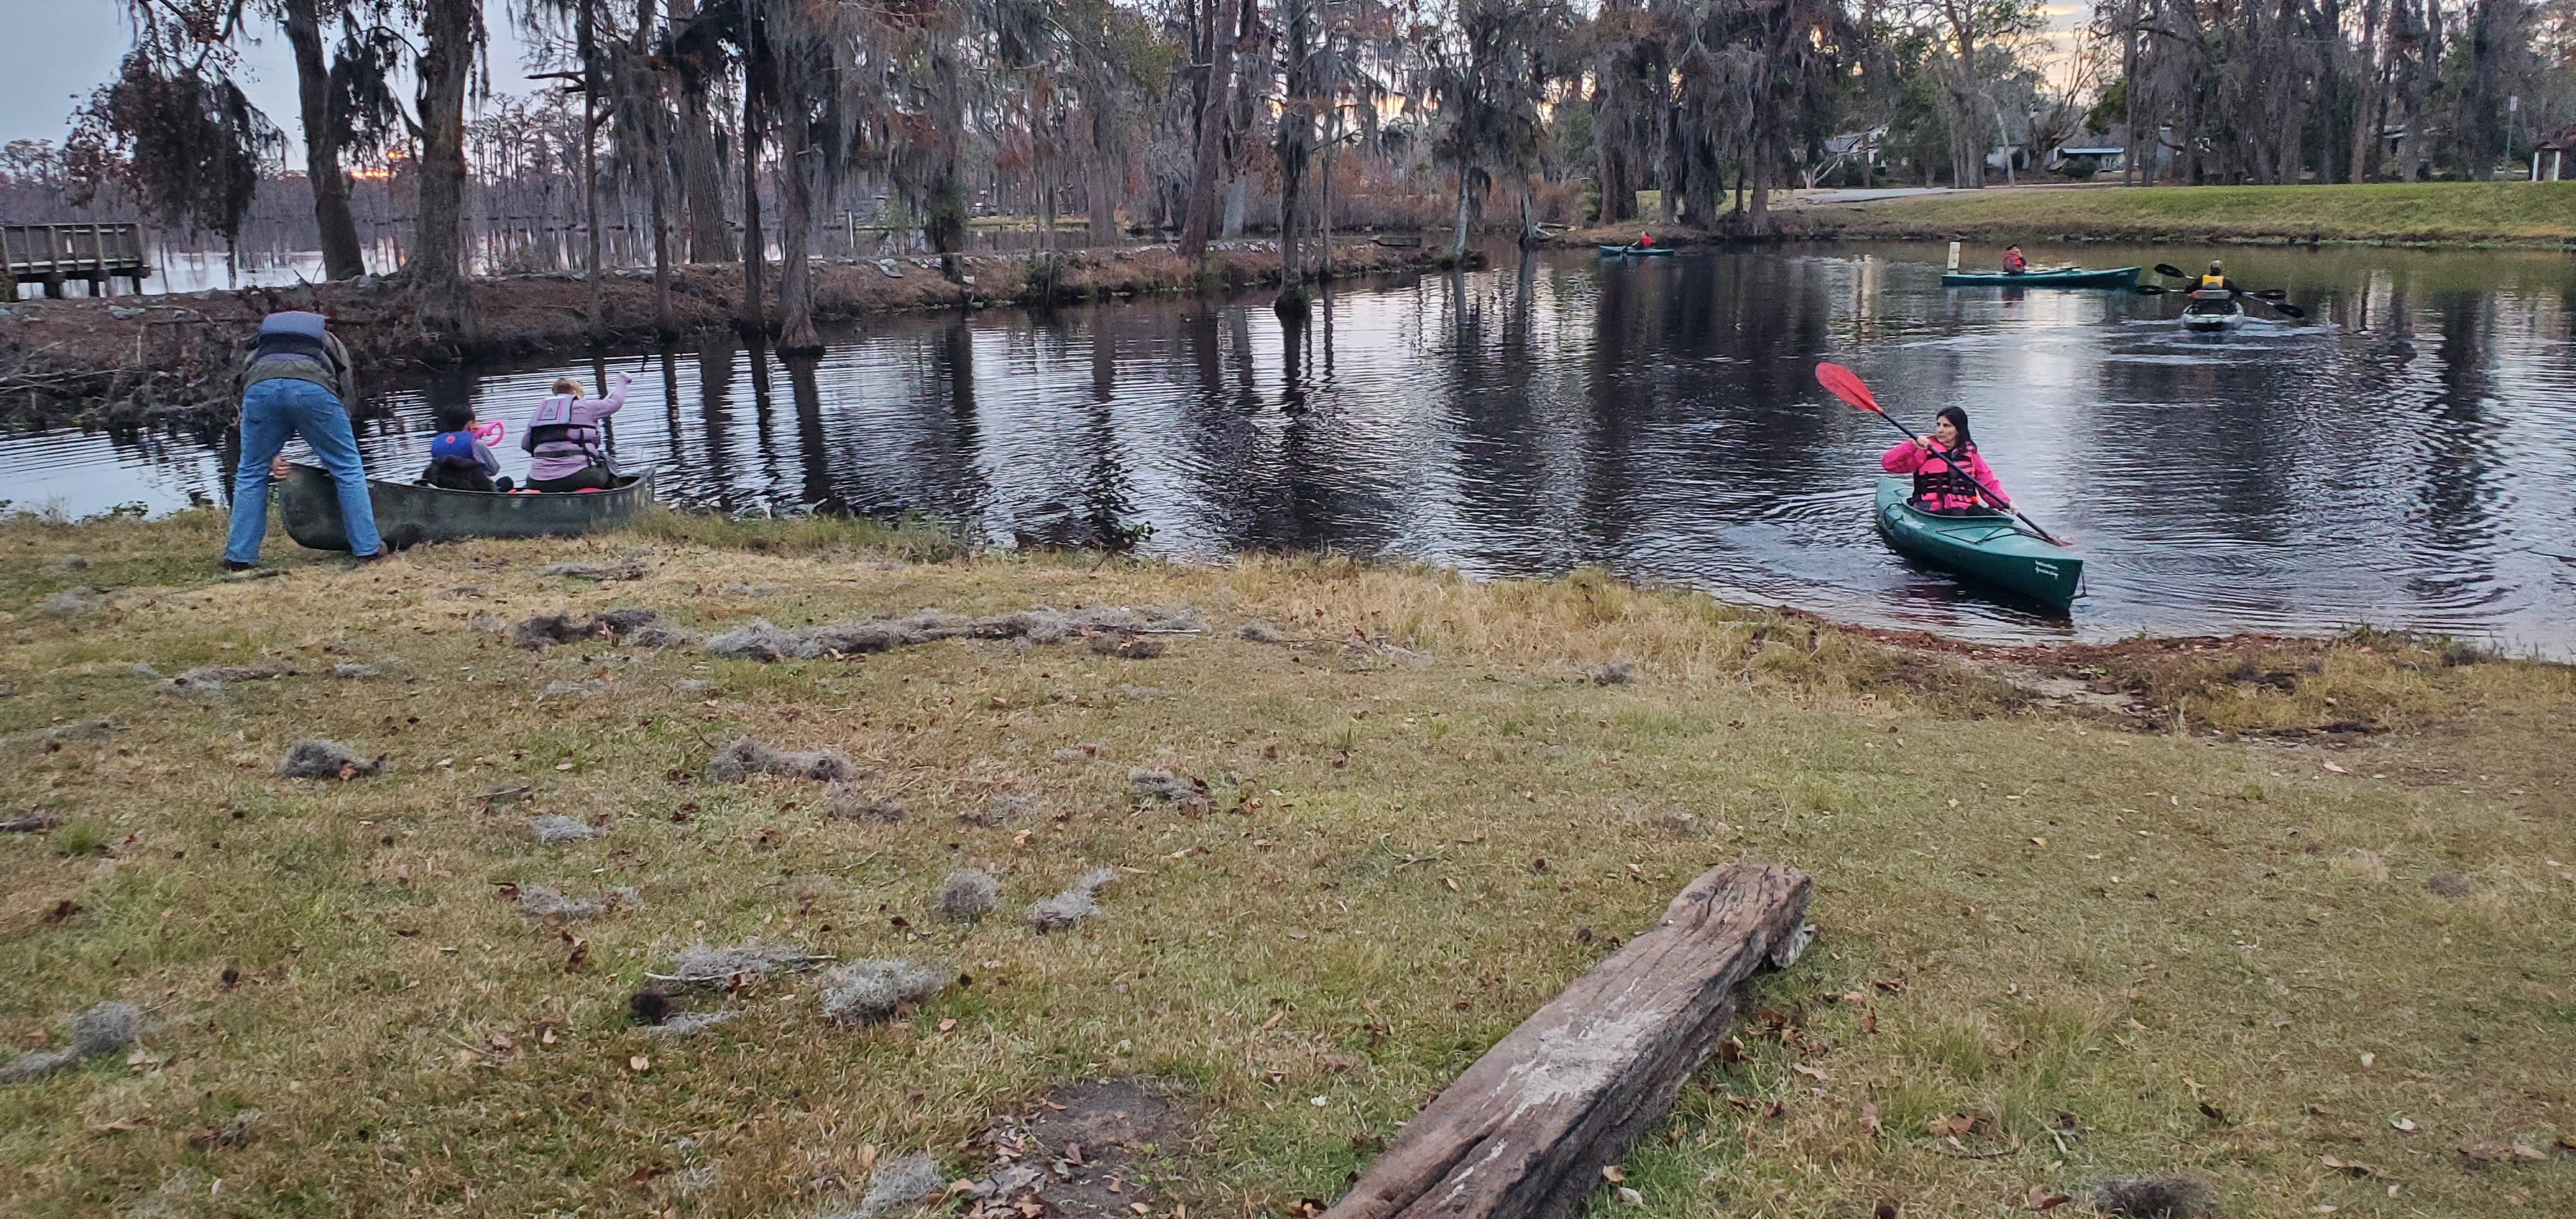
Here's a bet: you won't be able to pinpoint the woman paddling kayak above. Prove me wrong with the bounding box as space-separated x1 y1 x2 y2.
1879 406 2006 514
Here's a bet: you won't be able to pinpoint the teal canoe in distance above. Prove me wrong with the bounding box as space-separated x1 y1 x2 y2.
1873 476 2082 610
1597 245 1676 256
277 461 656 551
1939 266 2139 289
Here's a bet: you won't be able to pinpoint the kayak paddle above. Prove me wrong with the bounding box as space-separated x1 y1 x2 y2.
2134 282 2303 317
1814 361 2071 548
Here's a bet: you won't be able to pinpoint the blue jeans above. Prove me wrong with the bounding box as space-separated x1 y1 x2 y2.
224 378 381 562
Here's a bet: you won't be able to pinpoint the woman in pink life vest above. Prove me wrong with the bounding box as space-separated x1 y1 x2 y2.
1880 406 2007 514
522 371 632 491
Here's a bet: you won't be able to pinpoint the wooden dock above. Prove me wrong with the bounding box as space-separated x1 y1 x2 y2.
3 224 153 297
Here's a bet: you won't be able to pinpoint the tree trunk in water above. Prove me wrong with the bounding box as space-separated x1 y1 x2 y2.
1747 154 1770 231
1319 125 1337 279
281 0 364 280
412 0 479 339
739 6 767 339
1086 61 1119 247
776 103 819 354
1177 0 1244 263
670 0 733 263
640 0 674 335
1276 121 1308 301
581 0 606 342
1452 164 1473 259
1222 174 1248 238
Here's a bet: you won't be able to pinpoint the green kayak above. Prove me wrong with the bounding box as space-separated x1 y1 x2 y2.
1597 245 1676 256
278 461 657 552
1874 477 2082 610
1939 266 2138 289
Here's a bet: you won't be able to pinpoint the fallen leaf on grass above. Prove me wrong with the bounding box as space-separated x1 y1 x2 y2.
629 1055 650 1073
87 1119 151 1134
2322 761 2347 774
1717 1036 1744 1063
2022 1186 2071 1211
2320 1156 2378 1177
1616 1186 1644 1206
1791 1064 1829 1082
2390 1117 2416 1132
2460 1142 2547 1164
1926 1114 1978 1138
1859 1101 1881 1133
1600 1165 1625 1183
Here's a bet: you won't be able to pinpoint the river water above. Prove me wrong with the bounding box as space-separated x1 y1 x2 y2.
8 241 2575 652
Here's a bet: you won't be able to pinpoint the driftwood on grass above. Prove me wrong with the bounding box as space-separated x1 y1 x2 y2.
1324 861 1813 1219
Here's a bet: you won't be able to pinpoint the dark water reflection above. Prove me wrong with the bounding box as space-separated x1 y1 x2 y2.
10 242 2576 652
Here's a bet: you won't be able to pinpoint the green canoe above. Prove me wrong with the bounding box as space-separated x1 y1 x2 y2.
1597 245 1676 256
1873 476 2082 610
1939 266 2138 289
278 461 657 552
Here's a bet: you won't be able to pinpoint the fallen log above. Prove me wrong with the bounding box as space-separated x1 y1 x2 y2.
1325 861 1813 1219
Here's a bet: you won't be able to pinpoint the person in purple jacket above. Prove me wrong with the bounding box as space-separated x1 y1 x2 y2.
521 371 632 491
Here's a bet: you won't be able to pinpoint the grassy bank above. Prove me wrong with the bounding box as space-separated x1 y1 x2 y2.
1804 181 2576 248
0 239 1464 433
3 513 2572 1217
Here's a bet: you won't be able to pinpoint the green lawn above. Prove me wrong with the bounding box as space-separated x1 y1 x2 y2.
1811 181 2576 247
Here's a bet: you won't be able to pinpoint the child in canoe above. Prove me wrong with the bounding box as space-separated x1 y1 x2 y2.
1881 406 2007 514
523 371 633 491
420 402 510 492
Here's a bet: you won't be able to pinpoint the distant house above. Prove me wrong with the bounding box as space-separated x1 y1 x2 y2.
2053 145 2126 172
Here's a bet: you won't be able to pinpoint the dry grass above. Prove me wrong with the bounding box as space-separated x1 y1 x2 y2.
2 512 2572 1217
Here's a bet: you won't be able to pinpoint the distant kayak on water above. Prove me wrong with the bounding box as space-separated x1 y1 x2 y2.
1939 266 2140 289
1597 245 1676 257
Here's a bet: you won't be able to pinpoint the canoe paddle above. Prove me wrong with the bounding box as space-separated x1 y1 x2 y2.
1814 361 2071 548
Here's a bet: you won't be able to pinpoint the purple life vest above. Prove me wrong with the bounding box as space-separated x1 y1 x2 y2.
523 395 608 469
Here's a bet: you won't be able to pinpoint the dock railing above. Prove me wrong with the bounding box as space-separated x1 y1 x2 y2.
2 223 153 297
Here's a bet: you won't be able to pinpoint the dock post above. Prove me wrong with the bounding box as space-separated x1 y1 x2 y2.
1946 240 1961 271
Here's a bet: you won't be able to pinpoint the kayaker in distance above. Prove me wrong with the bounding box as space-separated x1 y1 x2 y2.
1637 232 1654 249
1880 407 2007 515
2000 245 2027 275
2193 259 2244 299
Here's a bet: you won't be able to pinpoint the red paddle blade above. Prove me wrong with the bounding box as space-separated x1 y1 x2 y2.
1814 362 1880 413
